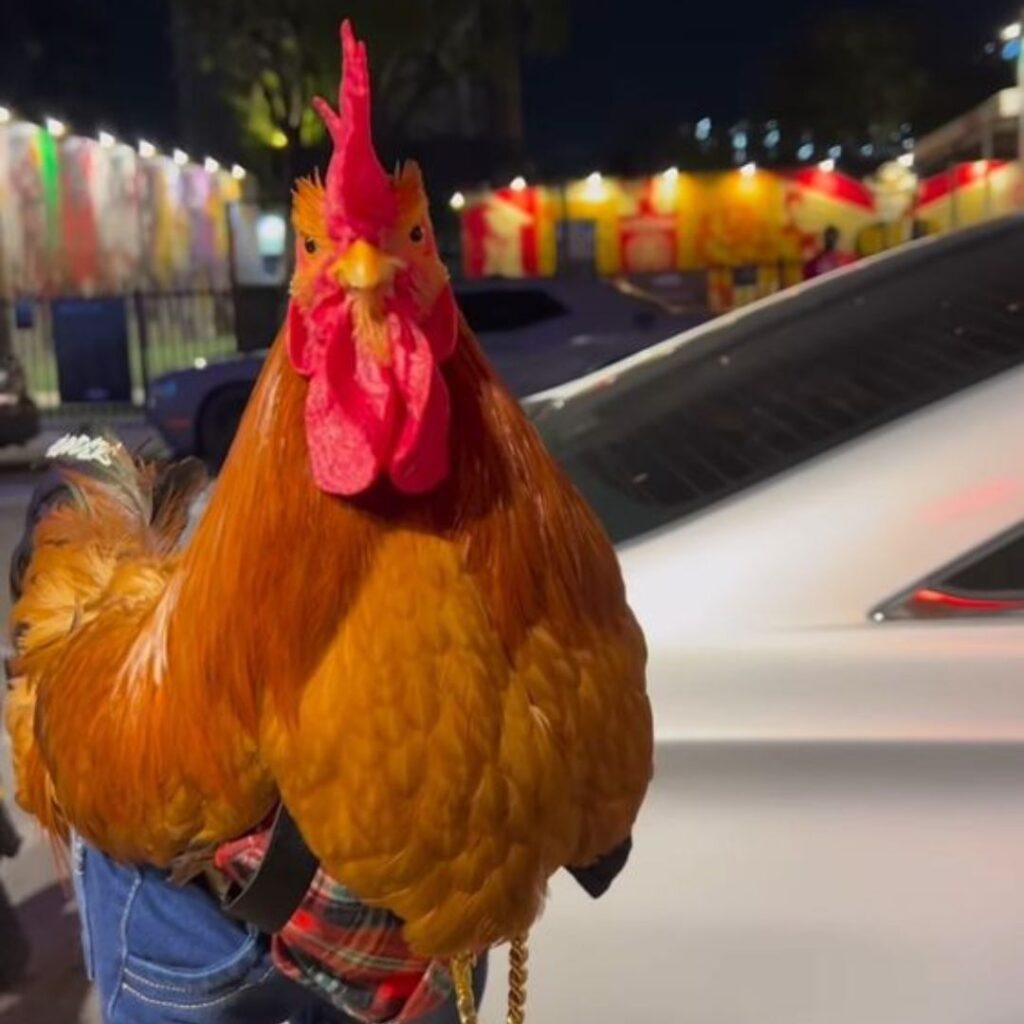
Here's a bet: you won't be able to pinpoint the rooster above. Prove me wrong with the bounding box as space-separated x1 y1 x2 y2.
7 21 652 1019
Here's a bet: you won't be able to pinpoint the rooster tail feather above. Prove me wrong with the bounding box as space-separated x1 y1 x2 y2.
41 434 209 555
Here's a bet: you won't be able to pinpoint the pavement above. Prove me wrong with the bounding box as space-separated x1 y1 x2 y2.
0 419 166 1024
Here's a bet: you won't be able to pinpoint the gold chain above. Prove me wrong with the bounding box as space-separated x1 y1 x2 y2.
452 954 479 1024
453 932 531 1024
507 934 529 1024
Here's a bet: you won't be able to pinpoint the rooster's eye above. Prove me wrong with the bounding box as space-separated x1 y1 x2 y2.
304 237 317 255
409 225 424 244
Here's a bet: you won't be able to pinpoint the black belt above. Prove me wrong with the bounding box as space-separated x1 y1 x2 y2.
222 804 320 933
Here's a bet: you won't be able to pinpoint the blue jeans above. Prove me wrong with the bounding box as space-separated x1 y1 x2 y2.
72 839 484 1024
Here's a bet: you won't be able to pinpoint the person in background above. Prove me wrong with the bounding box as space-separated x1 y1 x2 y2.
0 791 31 991
804 225 854 280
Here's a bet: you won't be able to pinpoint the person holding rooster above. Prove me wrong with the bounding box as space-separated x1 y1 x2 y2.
0 791 30 992
5 21 652 1024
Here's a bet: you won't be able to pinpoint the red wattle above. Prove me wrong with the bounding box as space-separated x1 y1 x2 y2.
388 315 451 494
288 298 453 497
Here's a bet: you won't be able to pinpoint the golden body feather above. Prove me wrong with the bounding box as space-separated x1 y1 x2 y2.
8 159 652 958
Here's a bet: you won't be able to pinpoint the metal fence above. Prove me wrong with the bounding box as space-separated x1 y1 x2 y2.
3 290 237 419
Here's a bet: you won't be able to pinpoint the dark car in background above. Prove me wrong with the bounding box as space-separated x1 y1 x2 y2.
146 276 707 468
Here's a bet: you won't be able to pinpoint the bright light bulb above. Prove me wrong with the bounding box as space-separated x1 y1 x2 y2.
0 107 10 125
204 157 220 174
510 175 527 191
449 191 466 211
898 152 915 169
98 130 116 148
193 357 208 370
45 117 66 138
138 139 156 159
582 171 607 201
662 166 679 182
828 144 842 159
740 162 757 178
1002 21 1022 41
173 148 189 166
231 164 247 180
817 158 835 173
797 142 814 161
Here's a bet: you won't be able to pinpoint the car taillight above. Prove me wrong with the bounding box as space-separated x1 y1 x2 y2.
907 587 1024 616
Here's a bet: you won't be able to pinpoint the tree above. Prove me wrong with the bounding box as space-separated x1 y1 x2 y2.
764 11 930 149
172 0 567 196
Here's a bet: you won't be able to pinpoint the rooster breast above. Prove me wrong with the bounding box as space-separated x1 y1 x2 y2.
258 528 650 957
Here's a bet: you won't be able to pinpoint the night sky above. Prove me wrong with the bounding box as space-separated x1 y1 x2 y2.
522 0 1018 170
0 0 1018 173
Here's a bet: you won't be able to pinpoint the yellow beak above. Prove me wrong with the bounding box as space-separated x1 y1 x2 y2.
335 239 393 291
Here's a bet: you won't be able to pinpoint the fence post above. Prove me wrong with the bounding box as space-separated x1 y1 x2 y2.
134 291 151 404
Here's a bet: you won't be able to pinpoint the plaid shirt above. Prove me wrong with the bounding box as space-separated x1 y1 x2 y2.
214 827 452 1023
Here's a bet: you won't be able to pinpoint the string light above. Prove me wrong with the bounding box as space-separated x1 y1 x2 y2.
0 112 238 183
583 171 607 201
510 175 527 191
740 161 757 178
817 158 836 173
449 191 466 211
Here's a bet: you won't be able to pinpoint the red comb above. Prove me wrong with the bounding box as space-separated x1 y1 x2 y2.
313 21 396 237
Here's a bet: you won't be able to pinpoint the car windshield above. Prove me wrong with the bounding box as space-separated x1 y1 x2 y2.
535 221 1024 545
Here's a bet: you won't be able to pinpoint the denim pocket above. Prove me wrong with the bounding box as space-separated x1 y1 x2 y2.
111 866 270 1023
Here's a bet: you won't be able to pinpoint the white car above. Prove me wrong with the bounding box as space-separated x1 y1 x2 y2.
506 216 1024 1024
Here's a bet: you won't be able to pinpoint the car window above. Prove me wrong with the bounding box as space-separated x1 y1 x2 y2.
456 288 568 333
537 225 1024 545
944 533 1024 594
874 524 1024 621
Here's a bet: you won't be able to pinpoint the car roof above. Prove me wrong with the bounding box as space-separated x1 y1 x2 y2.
534 215 1024 549
529 216 1024 408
